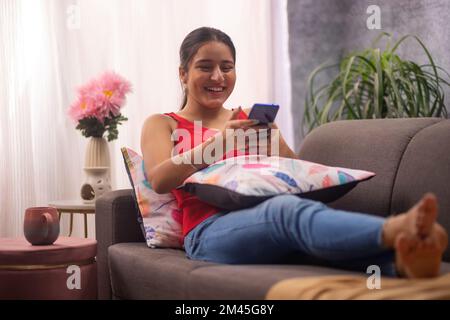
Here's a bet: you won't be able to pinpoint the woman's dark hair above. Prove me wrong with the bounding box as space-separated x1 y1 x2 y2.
179 27 236 110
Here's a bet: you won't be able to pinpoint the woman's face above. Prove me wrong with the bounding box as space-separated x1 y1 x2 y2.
180 41 236 110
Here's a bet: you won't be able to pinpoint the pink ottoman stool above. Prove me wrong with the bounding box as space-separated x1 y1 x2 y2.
0 237 97 299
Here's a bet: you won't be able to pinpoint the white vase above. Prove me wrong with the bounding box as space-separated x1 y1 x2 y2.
84 137 110 167
81 137 112 203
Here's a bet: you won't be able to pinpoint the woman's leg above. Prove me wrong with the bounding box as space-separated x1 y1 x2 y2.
185 193 448 278
184 194 396 275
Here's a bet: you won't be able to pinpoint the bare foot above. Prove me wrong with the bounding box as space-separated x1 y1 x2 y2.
395 229 447 278
381 193 448 278
382 192 439 248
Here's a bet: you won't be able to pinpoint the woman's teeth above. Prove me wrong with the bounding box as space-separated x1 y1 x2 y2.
205 87 224 92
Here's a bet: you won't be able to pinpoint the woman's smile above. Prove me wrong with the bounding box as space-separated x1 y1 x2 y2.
205 86 225 92
204 86 226 97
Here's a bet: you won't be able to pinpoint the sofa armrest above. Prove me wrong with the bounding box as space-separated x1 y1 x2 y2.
95 189 145 299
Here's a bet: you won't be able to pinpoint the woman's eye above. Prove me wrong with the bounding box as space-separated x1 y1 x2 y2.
221 66 233 72
198 66 233 72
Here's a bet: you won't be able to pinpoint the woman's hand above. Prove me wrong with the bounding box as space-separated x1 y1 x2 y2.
217 106 262 155
220 106 260 131
216 106 278 157
231 119 298 159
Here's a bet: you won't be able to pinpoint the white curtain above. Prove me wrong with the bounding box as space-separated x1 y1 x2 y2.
0 0 293 238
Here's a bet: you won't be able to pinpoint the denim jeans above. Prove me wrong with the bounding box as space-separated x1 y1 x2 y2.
184 194 397 277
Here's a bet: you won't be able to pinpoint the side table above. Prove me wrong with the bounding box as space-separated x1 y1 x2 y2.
0 237 97 299
49 200 95 238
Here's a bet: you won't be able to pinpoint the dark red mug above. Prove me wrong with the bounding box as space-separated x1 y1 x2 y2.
24 207 60 245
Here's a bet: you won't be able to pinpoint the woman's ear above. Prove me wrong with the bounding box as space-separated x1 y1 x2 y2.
179 67 187 86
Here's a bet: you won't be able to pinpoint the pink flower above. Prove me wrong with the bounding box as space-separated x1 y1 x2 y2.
68 71 132 123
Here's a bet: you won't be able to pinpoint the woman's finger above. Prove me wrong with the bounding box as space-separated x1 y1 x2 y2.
228 119 260 129
229 106 242 120
251 124 270 130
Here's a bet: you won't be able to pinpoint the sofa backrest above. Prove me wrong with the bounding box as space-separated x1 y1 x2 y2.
298 118 450 261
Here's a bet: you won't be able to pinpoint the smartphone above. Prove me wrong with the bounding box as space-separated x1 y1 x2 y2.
248 103 279 124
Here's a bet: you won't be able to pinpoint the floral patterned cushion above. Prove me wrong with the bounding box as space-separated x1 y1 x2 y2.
179 155 375 211
121 147 183 248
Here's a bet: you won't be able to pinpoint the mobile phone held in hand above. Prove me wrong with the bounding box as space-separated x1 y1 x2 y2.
248 103 279 124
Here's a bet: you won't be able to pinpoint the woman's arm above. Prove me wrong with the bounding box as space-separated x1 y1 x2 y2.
142 109 259 194
141 114 213 194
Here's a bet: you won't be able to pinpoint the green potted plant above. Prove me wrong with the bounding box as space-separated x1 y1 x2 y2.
303 32 450 135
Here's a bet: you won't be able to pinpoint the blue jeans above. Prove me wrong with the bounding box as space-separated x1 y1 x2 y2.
184 194 398 277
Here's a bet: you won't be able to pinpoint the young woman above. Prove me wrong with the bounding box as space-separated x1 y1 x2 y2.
141 27 448 278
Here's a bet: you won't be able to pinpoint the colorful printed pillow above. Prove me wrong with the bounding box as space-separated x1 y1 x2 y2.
121 147 183 248
179 155 375 211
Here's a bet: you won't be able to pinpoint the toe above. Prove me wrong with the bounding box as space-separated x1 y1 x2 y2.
423 193 438 213
396 233 413 255
416 194 439 237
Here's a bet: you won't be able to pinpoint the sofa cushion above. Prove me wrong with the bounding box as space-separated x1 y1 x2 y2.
108 243 361 299
108 243 213 299
180 154 375 211
108 243 450 300
121 147 183 249
298 118 444 217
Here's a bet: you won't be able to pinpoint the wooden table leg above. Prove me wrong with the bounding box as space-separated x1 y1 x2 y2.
68 213 73 237
84 213 88 238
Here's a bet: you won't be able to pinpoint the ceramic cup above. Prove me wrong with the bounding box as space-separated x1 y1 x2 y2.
24 207 60 245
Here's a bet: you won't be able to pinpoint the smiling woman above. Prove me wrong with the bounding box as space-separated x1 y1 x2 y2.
141 27 291 236
178 28 237 111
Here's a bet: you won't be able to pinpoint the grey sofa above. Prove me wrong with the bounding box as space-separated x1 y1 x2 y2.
96 118 450 299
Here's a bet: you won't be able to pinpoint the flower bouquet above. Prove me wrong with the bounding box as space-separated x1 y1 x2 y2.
69 71 132 203
68 71 132 141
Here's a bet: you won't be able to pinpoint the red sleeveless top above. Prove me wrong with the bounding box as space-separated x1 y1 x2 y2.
164 110 249 239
